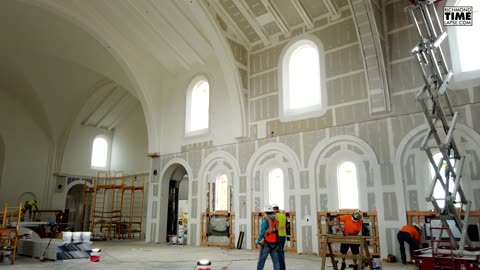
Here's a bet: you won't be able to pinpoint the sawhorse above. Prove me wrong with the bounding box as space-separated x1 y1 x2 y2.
321 235 373 270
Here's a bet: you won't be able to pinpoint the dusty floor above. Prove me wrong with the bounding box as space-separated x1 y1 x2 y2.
3 240 418 269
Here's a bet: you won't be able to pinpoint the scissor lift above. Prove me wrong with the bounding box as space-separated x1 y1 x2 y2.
407 0 480 269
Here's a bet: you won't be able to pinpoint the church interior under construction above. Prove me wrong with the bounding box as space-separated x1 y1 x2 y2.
1 0 479 268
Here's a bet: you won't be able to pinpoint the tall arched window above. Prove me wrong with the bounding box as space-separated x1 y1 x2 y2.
91 136 108 168
268 168 284 210
448 0 480 81
186 76 209 135
429 153 461 208
279 36 327 122
215 174 228 211
337 162 359 209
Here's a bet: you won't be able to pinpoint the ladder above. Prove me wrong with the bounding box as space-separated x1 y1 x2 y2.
407 0 472 253
430 227 454 269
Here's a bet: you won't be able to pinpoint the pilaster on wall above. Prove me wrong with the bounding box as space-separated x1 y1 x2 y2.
145 154 160 243
349 0 391 114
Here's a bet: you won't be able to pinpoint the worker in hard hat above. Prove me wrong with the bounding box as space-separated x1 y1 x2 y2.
256 204 280 270
336 210 363 270
272 203 286 270
22 199 38 220
397 224 421 264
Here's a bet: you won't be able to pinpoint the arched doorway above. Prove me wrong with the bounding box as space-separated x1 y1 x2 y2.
165 165 189 243
65 184 85 231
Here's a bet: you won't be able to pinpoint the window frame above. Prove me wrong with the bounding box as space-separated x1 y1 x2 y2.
185 75 210 137
214 173 229 212
268 167 285 210
278 35 327 122
428 152 461 208
446 0 480 87
336 161 359 209
90 135 110 170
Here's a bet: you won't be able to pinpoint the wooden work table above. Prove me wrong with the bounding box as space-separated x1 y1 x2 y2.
321 234 374 270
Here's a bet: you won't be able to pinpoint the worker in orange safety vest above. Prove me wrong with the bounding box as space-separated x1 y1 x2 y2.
397 224 421 264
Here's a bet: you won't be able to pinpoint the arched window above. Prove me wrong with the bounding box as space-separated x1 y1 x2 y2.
215 174 228 211
279 37 327 122
268 168 284 210
186 76 209 135
337 162 359 209
91 136 108 168
429 153 461 208
448 0 480 82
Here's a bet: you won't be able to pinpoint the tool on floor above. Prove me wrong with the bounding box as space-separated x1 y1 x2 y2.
39 237 53 261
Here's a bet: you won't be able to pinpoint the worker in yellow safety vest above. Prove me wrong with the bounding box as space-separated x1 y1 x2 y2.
272 203 286 270
22 199 38 220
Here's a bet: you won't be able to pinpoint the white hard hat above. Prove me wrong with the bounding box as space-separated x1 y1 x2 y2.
271 203 279 208
352 210 362 221
413 224 421 231
263 205 274 212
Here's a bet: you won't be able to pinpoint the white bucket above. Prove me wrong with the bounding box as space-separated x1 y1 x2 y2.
62 232 72 243
90 248 101 262
171 235 178 245
72 232 82 243
82 232 91 242
373 258 382 269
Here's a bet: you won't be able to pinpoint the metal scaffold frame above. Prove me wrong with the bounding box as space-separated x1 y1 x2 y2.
408 0 472 255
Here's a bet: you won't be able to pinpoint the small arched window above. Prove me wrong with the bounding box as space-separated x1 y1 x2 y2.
337 161 359 209
91 136 108 168
186 76 209 135
429 153 461 208
215 174 228 211
279 37 327 122
268 168 284 210
447 0 480 82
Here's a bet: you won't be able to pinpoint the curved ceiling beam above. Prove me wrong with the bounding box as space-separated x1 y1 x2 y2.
20 0 161 151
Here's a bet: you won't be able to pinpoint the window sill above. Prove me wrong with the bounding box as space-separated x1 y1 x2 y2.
184 128 209 138
279 107 327 123
448 71 480 90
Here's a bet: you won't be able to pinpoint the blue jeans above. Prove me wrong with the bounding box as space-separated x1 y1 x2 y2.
397 231 419 264
257 243 280 270
278 236 286 270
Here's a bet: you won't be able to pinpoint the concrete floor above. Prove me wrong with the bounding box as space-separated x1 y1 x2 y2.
4 240 417 269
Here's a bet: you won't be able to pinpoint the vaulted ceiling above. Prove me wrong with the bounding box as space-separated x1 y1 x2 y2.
208 0 349 47
0 0 357 143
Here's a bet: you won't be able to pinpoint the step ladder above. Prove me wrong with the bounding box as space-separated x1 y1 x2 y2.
407 0 472 253
430 227 455 269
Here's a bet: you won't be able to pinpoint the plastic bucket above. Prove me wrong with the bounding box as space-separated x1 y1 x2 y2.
373 258 382 270
62 232 72 243
90 249 101 262
82 232 91 242
196 259 211 270
72 232 82 243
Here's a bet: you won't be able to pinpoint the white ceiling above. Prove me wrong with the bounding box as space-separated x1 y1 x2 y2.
0 0 351 142
0 0 216 141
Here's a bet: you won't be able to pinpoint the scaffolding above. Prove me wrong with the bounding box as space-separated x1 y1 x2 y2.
121 176 145 239
91 171 123 239
0 203 22 264
82 171 145 240
408 0 472 256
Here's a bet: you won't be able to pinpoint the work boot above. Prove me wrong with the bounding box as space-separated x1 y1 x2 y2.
340 262 346 270
352 264 358 270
